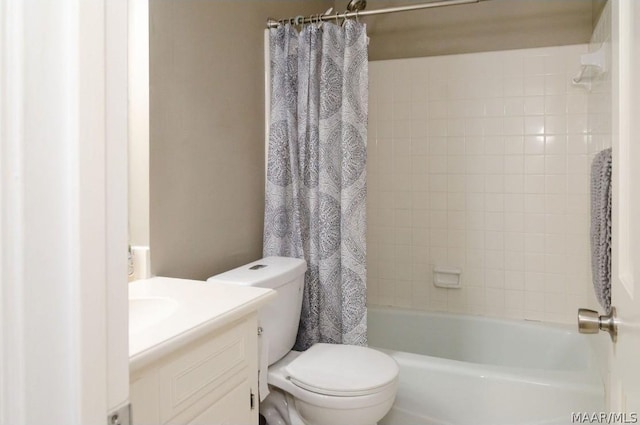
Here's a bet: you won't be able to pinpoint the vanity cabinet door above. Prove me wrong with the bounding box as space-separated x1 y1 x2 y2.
130 313 259 425
186 379 253 425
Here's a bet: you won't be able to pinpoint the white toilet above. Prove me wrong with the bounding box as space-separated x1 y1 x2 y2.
207 256 399 425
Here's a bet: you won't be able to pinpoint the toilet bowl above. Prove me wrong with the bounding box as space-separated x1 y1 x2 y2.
263 345 398 425
207 257 399 425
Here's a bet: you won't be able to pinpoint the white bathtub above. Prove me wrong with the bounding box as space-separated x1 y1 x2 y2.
368 306 604 425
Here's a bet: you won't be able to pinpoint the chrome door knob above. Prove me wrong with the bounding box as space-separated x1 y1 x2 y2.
577 307 617 342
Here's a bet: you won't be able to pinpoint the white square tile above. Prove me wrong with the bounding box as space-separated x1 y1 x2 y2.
505 290 525 311
486 250 505 269
524 75 545 96
567 114 588 134
524 55 546 75
429 155 448 174
503 55 524 76
545 95 567 115
525 116 545 135
567 154 588 174
466 211 485 230
485 175 505 193
545 175 567 194
524 135 545 154
524 96 544 115
466 249 485 268
545 135 567 155
505 212 524 232
484 194 504 212
465 136 485 155
465 118 484 136
393 120 412 138
525 291 545 311
448 211 466 229
428 119 448 137
524 194 545 213
483 117 504 136
544 74 567 95
411 174 429 192
505 97 525 116
525 233 545 253
505 231 524 252
504 156 524 174
504 77 524 97
525 155 545 174
430 174 448 192
485 270 506 289
505 176 524 194
505 251 525 272
447 137 465 155
544 233 566 255
484 137 505 154
466 230 485 249
524 175 545 193
545 115 567 135
485 231 505 250
447 193 466 210
544 273 567 294
544 55 566 75
545 155 566 174
466 176 485 193
484 155 505 174
503 116 525 136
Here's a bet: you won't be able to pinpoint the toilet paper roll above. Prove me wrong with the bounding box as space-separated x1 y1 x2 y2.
258 333 270 401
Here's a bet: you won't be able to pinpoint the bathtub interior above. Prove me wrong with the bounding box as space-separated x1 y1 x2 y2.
368 306 591 371
366 306 604 425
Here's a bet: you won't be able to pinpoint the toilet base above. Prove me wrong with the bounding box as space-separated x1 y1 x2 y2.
260 387 381 425
260 388 305 425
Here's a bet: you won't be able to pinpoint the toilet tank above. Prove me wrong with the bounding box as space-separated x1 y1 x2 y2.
207 256 306 365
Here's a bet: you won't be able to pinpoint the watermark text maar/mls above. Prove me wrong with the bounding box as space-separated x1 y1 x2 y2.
572 412 638 424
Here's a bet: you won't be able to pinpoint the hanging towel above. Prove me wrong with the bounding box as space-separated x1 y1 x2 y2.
590 148 612 313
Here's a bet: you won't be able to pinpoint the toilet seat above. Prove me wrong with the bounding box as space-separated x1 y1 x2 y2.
285 343 399 397
266 347 399 424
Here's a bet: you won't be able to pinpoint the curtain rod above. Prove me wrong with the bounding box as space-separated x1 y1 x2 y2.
266 0 481 29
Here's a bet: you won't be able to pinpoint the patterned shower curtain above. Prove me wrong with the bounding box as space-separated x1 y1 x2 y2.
263 21 368 350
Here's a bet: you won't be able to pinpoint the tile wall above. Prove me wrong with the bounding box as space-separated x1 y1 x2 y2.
367 45 592 324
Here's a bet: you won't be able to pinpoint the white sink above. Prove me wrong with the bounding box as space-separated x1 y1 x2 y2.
128 277 276 371
129 296 179 334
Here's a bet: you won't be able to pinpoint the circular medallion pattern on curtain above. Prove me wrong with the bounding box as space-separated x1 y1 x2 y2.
264 20 368 350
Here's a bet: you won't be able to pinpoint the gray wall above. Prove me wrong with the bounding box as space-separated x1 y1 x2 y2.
335 0 600 60
150 0 331 280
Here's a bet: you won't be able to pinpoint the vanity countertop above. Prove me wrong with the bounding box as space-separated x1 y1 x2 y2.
129 276 275 372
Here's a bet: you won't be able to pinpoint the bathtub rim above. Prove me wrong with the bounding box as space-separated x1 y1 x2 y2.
367 305 604 385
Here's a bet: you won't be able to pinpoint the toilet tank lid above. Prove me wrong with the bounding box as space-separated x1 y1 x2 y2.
206 256 307 289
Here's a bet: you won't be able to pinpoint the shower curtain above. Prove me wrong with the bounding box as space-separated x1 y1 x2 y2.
263 20 368 350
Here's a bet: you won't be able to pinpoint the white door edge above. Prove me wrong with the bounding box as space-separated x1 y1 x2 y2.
0 0 129 422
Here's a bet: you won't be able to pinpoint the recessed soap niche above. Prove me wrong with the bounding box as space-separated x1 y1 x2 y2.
433 267 462 289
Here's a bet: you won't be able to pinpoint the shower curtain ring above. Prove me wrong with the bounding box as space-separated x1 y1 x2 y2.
294 15 304 26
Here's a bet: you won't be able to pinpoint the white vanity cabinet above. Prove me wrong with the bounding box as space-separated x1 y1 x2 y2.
128 277 275 425
130 313 259 425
